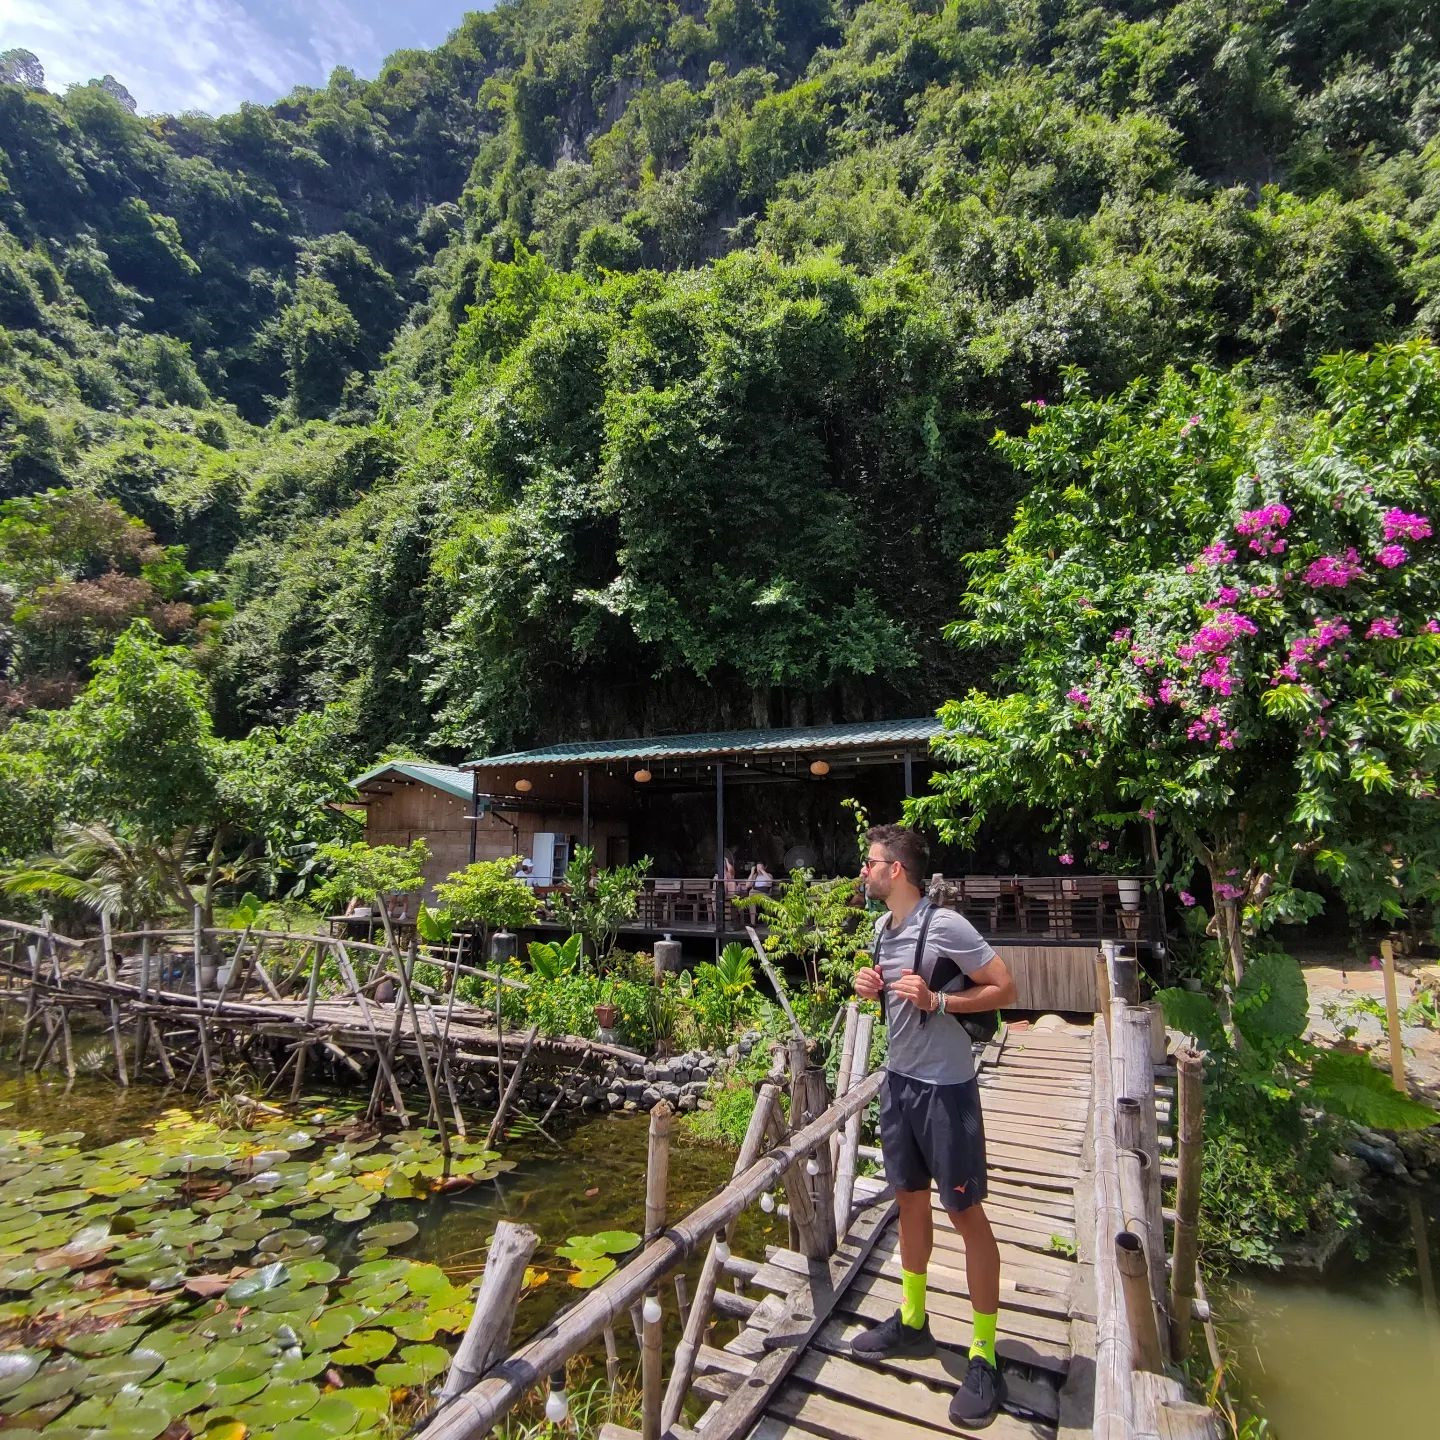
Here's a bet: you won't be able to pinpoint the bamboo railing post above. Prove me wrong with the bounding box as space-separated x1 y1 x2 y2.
99 913 129 1086
17 940 39 1067
1116 1231 1165 1373
1169 1049 1204 1359
334 939 409 1122
1115 1000 1167 1340
642 1101 674 1440
426 1000 468 1141
397 935 450 1155
663 1078 781 1430
291 945 323 1102
191 905 215 1094
833 1011 874 1240
830 1003 860 1171
437 1220 539 1405
484 1023 539 1151
1380 939 1407 1093
1092 1021 1135 1440
134 934 152 1073
1096 950 1113 1035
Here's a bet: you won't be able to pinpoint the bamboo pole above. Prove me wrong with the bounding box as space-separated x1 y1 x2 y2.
662 1079 781 1430
1169 1049 1204 1359
1381 939 1407 1093
426 1000 468 1141
833 1010 874 1240
334 940 409 1122
829 1003 860 1172
99 914 129 1086
397 936 450 1155
484 1024 539 1151
1096 951 1113 1034
1115 1000 1167 1337
191 906 215 1094
291 946 324 1102
437 1220 539 1405
424 1068 886 1440
603 1325 621 1393
642 1101 674 1440
1092 1020 1135 1440
1116 1232 1165 1373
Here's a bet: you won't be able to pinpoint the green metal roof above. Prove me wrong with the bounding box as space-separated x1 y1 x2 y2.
351 761 474 803
465 718 943 769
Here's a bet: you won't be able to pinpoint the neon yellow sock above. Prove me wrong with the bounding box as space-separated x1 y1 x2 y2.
900 1268 927 1329
969 1310 998 1367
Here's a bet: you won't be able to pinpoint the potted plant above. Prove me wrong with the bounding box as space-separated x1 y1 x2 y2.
594 980 619 1032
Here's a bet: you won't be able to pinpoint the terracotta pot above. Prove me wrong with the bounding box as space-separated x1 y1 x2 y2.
594 1003 619 1029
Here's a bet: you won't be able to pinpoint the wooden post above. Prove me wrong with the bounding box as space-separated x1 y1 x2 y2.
99 913 129 1086
437 1221 538 1405
1116 1001 1167 1337
833 1011 874 1240
1169 1049 1204 1359
191 905 215 1094
292 946 323 1102
484 1024 539 1151
642 1101 674 1440
397 936 451 1155
663 1081 780 1429
134 934 152 1073
1096 950 1113 1033
1381 939 1407 1093
830 1002 860 1172
603 1324 621 1393
1116 1232 1165 1373
1091 1022 1135 1440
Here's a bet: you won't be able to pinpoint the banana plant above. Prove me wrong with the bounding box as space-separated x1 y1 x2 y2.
528 933 583 980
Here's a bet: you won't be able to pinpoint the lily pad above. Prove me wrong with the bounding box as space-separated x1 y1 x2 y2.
61 1324 150 1357
0 1351 42 1398
233 1380 320 1424
330 1329 396 1366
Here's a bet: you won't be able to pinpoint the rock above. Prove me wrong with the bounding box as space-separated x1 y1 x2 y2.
623 1100 639 1112
1329 1152 1366 1186
697 1099 714 1111
678 1094 698 1113
643 1064 657 1082
656 1082 681 1103
641 1086 661 1107
726 1044 740 1061
682 1081 708 1098
1349 1139 1409 1178
608 1092 624 1110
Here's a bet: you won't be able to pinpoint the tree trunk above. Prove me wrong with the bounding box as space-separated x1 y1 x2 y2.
1209 874 1245 988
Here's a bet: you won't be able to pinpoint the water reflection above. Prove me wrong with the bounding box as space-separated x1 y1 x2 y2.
1224 1186 1440 1439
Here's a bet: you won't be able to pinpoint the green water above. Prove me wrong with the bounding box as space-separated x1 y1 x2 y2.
1222 1188 1440 1439
0 1055 774 1353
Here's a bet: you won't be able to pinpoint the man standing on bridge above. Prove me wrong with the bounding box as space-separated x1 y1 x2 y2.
849 823 1017 1429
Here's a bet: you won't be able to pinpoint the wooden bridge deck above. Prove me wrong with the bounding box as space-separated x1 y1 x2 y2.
692 1027 1090 1440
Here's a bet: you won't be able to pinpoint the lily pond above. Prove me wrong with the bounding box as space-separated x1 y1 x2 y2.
0 1051 759 1440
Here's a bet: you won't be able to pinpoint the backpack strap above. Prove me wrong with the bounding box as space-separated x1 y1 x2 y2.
911 900 939 1026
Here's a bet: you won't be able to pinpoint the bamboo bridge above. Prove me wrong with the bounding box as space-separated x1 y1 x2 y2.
0 918 1218 1439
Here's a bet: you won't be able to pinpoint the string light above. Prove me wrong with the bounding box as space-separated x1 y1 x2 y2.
805 1157 820 1177
642 1293 663 1324
760 1191 776 1213
545 1373 569 1423
715 1238 731 1262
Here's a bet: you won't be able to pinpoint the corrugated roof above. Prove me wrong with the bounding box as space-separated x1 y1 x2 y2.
352 761 473 803
464 718 942 769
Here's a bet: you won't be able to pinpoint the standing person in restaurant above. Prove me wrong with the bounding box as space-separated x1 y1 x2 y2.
849 823 1017 1428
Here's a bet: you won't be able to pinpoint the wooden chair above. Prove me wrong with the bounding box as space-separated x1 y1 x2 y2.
652 879 682 927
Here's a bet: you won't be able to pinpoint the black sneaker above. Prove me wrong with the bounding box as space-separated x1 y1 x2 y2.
849 1309 936 1362
949 1353 1005 1429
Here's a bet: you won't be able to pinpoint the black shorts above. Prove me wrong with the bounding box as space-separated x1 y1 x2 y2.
879 1071 988 1213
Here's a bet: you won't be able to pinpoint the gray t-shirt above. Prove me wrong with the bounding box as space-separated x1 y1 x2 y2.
874 901 996 1085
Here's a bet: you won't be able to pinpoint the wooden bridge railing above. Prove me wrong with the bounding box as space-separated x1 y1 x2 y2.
424 1041 888 1440
1094 946 1219 1440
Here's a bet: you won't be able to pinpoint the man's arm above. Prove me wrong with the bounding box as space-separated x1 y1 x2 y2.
947 953 1017 1012
888 951 1017 1012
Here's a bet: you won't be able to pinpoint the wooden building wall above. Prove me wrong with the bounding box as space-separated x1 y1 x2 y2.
361 780 628 900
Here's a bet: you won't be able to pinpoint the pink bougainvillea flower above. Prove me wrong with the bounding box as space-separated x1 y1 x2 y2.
1369 955 1382 971
1066 687 1092 708
1033 398 1047 409
1426 620 1440 634
1179 891 1196 907
1382 509 1431 542
1058 853 1073 865
1304 550 1364 588
1376 544 1408 568
1366 617 1401 639
1096 840 1110 851
1112 627 1132 642
1214 882 1245 901
1200 542 1237 566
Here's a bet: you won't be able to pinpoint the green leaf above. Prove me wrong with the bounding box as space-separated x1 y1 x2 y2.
1156 988 1227 1052
1308 1051 1440 1131
1233 952 1308 1049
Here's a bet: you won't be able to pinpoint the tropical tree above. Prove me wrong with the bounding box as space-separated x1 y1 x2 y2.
311 838 430 916
433 856 538 949
912 341 1440 984
548 846 652 964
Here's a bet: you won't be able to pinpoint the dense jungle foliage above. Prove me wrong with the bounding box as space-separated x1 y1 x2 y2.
2 0 1439 866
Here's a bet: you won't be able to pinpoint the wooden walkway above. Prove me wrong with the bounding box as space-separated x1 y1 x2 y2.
693 1027 1089 1440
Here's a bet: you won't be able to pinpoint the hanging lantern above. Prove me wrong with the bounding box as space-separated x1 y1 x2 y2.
809 759 830 777
515 777 533 793
634 767 653 783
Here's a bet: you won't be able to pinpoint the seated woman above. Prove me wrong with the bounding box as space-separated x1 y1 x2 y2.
344 895 373 919
748 861 774 893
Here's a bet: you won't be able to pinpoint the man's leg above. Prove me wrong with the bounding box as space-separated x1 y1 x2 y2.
896 1187 934 1328
947 1201 1000 1367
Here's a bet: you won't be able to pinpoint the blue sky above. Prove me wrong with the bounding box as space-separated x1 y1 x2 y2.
0 1 489 116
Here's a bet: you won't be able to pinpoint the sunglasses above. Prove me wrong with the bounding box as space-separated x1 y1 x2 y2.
860 856 894 873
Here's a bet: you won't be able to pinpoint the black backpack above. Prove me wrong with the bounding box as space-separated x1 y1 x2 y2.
876 899 1001 1045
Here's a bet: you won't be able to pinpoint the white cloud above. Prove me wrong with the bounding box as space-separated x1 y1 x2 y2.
0 0 402 115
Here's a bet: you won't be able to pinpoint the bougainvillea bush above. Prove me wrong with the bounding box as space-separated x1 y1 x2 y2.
914 340 1440 984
